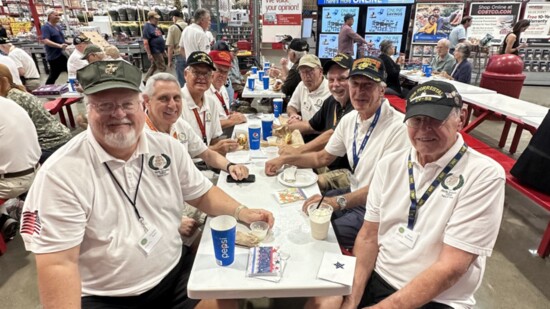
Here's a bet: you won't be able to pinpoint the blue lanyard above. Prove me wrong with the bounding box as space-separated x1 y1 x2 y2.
352 106 381 172
407 143 468 230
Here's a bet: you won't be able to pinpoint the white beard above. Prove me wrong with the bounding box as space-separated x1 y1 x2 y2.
103 128 138 149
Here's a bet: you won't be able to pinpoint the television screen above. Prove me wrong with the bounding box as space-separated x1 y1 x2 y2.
366 6 406 33
321 7 360 33
318 33 357 59
364 34 403 57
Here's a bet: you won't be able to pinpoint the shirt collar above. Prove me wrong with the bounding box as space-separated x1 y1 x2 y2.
86 128 149 164
183 85 209 112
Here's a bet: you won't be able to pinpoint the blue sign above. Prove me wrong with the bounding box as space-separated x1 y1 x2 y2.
366 6 406 33
318 0 414 5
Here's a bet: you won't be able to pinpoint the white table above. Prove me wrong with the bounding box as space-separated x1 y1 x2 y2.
187 146 350 300
242 74 285 99
521 116 544 129
400 71 496 95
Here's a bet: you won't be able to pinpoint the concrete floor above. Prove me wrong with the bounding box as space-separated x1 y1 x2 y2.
1 70 549 308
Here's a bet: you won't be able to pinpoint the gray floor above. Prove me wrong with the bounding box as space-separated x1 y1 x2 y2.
1 70 550 308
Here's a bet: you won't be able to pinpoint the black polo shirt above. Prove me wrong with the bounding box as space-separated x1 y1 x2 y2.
281 62 301 98
308 96 355 171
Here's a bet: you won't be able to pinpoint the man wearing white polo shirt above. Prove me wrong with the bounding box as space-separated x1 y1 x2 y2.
179 8 211 59
338 81 505 309
0 38 41 90
266 56 409 248
0 53 23 86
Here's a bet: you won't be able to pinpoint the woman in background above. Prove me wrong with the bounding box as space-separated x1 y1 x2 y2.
378 40 403 97
501 19 530 55
441 43 472 84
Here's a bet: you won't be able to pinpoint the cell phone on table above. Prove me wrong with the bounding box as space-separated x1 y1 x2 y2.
226 174 256 183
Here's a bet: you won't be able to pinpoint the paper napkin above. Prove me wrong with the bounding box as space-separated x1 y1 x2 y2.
317 252 356 286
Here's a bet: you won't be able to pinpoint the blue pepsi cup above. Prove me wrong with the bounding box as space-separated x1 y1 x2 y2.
422 64 429 74
261 116 274 140
210 215 237 266
425 66 432 77
251 66 258 74
264 62 270 74
247 77 255 90
262 76 269 90
68 78 76 92
273 98 283 117
258 70 264 81
248 124 261 150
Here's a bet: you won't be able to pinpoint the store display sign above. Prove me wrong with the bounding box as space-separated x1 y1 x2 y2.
318 33 357 58
412 3 465 43
364 34 402 56
321 7 360 33
318 0 414 5
523 4 550 39
468 3 520 42
263 0 302 26
366 6 406 33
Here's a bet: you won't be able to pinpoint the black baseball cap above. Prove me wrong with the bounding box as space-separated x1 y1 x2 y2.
212 40 231 52
349 56 386 82
288 38 309 52
344 14 355 22
169 10 183 18
73 35 90 45
186 51 216 71
0 37 9 44
405 80 463 121
323 53 353 74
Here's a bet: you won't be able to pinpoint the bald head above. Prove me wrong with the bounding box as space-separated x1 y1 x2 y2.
436 39 450 57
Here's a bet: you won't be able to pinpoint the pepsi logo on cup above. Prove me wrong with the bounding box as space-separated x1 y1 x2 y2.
253 132 260 139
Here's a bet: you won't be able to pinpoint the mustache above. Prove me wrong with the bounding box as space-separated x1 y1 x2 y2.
106 119 132 125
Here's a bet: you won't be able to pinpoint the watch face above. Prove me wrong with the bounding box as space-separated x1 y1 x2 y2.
337 196 346 208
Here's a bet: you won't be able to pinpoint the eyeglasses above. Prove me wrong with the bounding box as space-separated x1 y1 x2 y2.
405 116 448 129
91 101 140 114
188 69 212 79
298 68 319 77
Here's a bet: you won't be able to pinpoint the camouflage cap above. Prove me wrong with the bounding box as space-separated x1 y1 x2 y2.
81 45 103 60
77 60 142 94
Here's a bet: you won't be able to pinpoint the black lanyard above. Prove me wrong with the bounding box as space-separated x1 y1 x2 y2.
352 105 381 172
104 154 146 230
407 144 468 230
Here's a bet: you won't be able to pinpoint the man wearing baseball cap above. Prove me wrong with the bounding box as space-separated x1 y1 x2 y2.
67 35 90 77
41 9 69 84
142 11 167 83
181 51 239 155
333 80 505 309
80 45 105 64
22 60 272 309
270 38 309 98
208 50 247 135
338 13 368 57
0 37 41 90
267 56 409 250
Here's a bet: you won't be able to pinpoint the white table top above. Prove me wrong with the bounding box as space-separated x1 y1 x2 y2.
187 153 350 299
522 116 545 128
461 93 549 118
400 70 496 95
242 74 285 99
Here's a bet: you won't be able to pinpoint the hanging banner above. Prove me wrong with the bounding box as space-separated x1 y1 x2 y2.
523 3 550 39
318 0 414 4
262 0 302 26
468 2 520 42
412 3 465 43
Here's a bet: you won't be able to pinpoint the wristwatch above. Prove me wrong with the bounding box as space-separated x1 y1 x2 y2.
336 195 347 210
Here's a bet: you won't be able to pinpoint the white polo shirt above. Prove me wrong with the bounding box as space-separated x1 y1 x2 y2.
208 84 231 120
0 97 40 173
181 85 223 145
22 129 213 297
287 78 331 121
0 54 23 85
365 134 505 308
67 48 88 77
179 23 210 58
325 99 409 191
9 47 40 79
145 115 208 158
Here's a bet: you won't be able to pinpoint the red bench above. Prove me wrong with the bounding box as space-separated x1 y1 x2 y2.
43 97 81 128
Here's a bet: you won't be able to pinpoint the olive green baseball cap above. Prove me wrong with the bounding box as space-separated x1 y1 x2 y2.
80 44 103 59
77 60 142 94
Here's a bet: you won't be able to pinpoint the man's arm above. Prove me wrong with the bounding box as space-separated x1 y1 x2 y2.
198 148 249 180
347 29 368 45
265 149 336 175
341 221 379 309
302 185 368 213
288 119 316 135
42 38 67 50
279 128 334 155
220 113 247 129
35 246 81 309
373 245 477 309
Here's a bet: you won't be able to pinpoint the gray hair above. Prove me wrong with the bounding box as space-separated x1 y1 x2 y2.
293 50 307 61
194 8 210 23
455 43 471 58
143 73 179 97
379 40 394 55
438 39 451 49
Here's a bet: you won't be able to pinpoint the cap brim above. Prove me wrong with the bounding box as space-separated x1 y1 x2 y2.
404 103 453 121
189 63 217 71
83 82 141 95
212 60 231 68
348 72 382 83
323 60 347 74
298 63 319 69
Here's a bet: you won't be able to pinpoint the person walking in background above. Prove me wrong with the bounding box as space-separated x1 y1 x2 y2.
338 14 368 57
142 11 167 83
179 8 212 59
166 9 188 87
449 16 472 53
41 9 69 85
501 19 530 55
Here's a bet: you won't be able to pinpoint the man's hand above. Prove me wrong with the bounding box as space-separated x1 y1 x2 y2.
167 59 173 68
279 145 299 156
210 139 239 155
228 164 249 180
287 114 302 124
60 43 68 50
229 112 247 125
280 58 289 67
265 157 285 176
269 67 282 78
239 208 275 228
178 216 199 237
302 194 338 213
147 53 153 61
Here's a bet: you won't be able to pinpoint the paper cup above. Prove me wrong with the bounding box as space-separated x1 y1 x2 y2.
262 76 269 90
273 98 283 117
247 77 255 90
250 221 269 241
248 124 261 150
261 116 274 140
258 70 265 81
307 203 333 240
251 66 258 74
210 215 237 266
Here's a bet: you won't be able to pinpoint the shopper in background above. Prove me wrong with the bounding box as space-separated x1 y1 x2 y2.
0 37 41 91
67 35 90 77
166 9 188 87
269 38 308 99
378 40 403 97
179 8 212 59
0 24 7 39
501 19 531 55
142 11 167 83
338 14 368 57
80 45 105 64
0 52 23 86
431 39 456 75
41 9 69 85
449 16 472 54
227 43 245 97
104 45 123 60
442 43 472 84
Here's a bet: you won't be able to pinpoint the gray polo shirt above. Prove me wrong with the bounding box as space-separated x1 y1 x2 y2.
431 53 456 75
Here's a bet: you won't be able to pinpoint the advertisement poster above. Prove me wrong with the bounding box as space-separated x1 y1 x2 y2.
318 33 357 59
523 3 550 39
364 34 403 57
321 7 360 33
262 0 302 26
468 3 520 42
317 0 414 4
412 3 465 43
366 6 406 33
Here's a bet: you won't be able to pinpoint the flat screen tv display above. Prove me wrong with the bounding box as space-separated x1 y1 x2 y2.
318 33 357 59
365 6 406 33
321 7 360 33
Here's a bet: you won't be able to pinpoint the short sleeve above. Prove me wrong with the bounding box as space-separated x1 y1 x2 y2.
364 160 384 222
309 97 331 132
324 115 349 157
287 83 303 112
